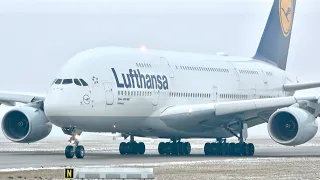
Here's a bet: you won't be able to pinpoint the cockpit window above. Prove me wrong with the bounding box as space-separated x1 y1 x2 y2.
62 79 73 84
79 79 88 86
74 79 82 86
55 79 62 84
51 79 57 85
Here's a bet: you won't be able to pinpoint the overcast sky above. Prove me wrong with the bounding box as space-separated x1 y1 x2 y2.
0 0 320 139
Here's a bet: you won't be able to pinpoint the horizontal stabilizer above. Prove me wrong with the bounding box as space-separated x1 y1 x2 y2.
283 82 320 91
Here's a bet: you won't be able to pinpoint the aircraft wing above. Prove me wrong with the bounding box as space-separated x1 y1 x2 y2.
0 91 46 106
160 95 320 134
284 81 320 91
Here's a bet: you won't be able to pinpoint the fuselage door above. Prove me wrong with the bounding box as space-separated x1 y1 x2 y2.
228 62 240 81
160 57 174 78
256 64 268 84
251 88 256 99
212 86 218 103
152 89 160 106
103 82 114 105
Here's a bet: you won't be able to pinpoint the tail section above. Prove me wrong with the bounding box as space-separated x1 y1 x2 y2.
253 0 297 70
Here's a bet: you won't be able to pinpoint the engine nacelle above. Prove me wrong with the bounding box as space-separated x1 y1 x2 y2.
1 106 52 143
268 107 318 146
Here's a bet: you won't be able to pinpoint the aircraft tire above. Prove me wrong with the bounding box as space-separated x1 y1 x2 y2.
65 145 75 159
204 143 212 155
184 142 191 155
248 143 255 156
75 145 85 159
137 142 145 155
158 142 165 155
119 142 127 155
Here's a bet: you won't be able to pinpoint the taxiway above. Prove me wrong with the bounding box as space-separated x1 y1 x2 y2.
1 137 320 179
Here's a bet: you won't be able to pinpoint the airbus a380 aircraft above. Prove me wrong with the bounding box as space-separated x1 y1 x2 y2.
1 0 320 159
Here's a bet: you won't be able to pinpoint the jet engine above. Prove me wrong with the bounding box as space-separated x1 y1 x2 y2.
1 106 52 143
267 106 318 146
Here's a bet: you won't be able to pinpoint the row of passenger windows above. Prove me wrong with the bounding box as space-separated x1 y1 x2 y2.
259 95 276 98
118 90 212 98
219 94 278 99
136 63 152 68
117 90 279 100
118 90 152 96
135 62 273 77
176 65 229 73
170 92 211 98
53 78 88 86
220 94 248 99
239 70 259 75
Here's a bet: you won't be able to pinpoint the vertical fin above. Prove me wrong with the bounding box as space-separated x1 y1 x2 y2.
253 0 297 70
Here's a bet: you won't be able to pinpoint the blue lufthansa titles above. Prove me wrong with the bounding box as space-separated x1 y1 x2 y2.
112 68 169 90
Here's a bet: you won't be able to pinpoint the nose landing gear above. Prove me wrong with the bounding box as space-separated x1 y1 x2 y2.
63 127 85 159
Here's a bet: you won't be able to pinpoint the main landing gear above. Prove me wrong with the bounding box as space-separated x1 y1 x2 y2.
204 121 255 156
158 139 191 155
63 128 85 159
119 135 146 155
204 139 254 156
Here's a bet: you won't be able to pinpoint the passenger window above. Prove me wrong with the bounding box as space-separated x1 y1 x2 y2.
80 79 88 86
55 79 62 84
62 79 73 84
74 79 82 86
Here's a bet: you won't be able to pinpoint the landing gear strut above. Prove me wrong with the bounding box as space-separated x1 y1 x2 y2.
158 138 191 155
204 121 255 156
63 128 85 159
119 135 145 155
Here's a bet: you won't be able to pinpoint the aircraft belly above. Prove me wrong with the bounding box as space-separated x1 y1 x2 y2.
48 115 146 132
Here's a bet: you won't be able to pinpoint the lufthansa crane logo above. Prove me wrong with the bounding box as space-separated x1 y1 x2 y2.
279 0 294 37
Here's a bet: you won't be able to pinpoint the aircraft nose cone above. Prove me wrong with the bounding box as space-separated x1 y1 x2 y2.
44 91 63 117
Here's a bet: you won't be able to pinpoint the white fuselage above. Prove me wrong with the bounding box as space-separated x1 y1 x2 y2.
44 47 297 138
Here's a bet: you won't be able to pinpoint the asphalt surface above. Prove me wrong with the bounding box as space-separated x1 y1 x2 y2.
0 136 320 170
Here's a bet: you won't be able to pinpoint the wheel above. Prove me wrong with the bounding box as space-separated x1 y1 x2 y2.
243 143 250 156
221 143 229 156
183 142 191 155
119 142 127 155
171 143 179 155
234 143 246 156
216 143 223 156
229 143 236 156
130 142 138 155
178 142 184 155
211 143 218 156
126 142 134 154
247 143 255 156
137 142 145 155
75 145 85 159
65 145 74 159
204 143 212 155
158 142 165 155
165 142 171 155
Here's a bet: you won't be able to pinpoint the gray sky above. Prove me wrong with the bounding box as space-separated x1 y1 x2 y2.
0 0 320 138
